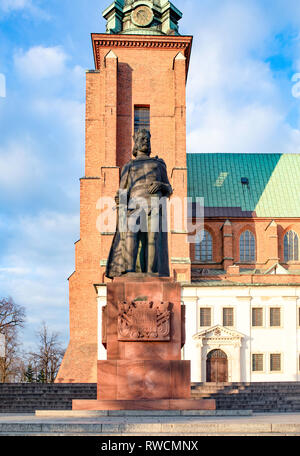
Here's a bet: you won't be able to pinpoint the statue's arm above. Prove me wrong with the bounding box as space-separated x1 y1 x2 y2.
115 162 131 205
159 160 173 197
119 162 131 190
148 159 173 196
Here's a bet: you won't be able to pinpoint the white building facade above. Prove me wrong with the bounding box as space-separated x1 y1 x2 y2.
183 284 300 383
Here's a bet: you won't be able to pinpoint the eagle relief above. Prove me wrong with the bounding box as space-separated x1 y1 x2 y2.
118 300 171 341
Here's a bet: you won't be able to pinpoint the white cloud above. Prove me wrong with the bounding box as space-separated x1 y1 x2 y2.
188 102 300 154
31 97 85 164
0 210 79 346
14 46 68 79
0 0 31 11
32 98 84 130
0 267 30 274
2 211 79 285
18 211 79 253
0 0 50 19
185 0 300 154
0 139 43 192
11 46 85 172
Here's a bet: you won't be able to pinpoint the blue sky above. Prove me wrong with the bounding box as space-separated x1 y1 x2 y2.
0 0 300 350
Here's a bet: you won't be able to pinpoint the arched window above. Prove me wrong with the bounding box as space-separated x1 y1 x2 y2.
195 230 213 262
240 230 255 262
284 230 299 262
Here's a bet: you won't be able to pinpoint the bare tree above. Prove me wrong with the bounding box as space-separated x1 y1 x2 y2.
30 323 65 383
0 297 25 332
0 326 23 383
0 298 26 383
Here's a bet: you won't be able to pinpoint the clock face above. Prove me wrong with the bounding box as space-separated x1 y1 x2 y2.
131 5 154 27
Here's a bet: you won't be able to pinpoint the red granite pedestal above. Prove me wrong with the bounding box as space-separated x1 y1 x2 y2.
72 275 215 411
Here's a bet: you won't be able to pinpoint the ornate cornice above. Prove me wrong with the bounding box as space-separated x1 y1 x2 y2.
91 33 193 74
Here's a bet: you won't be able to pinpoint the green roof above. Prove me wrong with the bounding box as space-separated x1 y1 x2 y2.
187 153 300 218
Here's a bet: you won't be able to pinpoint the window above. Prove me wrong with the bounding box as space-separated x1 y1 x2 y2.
195 230 213 262
240 230 255 262
199 308 211 327
270 308 281 327
270 354 281 372
252 308 263 327
223 308 234 327
134 106 150 133
252 354 264 372
284 230 299 262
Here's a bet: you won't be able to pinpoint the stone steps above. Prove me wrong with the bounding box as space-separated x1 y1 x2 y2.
191 382 300 412
1 382 300 413
0 384 97 412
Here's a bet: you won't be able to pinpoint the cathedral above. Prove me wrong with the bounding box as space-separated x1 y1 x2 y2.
56 0 300 385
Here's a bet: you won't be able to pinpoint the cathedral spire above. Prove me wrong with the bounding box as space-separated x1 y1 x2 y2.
102 0 182 35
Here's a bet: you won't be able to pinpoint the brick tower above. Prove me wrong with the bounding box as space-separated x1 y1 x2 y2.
56 0 193 383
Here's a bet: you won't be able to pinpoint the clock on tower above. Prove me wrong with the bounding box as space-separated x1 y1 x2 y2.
131 5 154 27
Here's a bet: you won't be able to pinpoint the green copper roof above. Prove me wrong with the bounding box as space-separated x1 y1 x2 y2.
187 153 300 218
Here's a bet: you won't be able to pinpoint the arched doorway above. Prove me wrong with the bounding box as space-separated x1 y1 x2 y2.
206 349 228 382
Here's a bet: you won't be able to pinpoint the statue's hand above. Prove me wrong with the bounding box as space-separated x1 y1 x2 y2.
148 182 163 194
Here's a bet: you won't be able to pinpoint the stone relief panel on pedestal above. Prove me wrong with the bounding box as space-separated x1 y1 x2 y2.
118 300 171 341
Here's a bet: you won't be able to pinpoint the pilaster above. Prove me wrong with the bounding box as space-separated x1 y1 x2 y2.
265 220 279 267
104 50 118 165
223 220 234 271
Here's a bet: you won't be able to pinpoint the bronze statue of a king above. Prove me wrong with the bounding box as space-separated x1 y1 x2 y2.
105 128 173 279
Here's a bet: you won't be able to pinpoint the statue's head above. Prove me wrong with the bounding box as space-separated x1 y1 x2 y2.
132 128 151 157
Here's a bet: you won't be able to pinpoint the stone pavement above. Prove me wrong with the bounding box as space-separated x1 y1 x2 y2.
0 412 300 435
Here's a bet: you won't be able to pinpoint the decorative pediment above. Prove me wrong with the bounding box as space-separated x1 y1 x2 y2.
193 325 245 342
